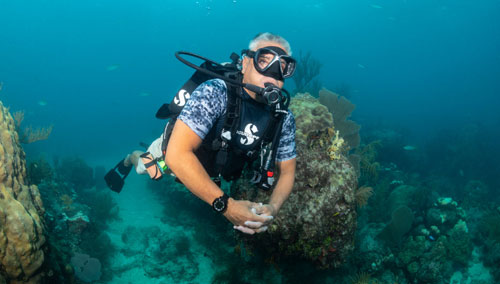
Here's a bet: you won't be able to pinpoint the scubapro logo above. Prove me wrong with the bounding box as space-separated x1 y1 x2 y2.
237 124 259 146
174 89 190 106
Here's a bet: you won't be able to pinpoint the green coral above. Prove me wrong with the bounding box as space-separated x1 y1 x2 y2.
445 220 472 265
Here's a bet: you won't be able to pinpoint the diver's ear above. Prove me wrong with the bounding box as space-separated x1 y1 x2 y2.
241 55 250 74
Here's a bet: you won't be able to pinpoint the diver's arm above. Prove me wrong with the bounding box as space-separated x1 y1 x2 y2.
269 158 296 214
165 120 221 204
165 120 270 229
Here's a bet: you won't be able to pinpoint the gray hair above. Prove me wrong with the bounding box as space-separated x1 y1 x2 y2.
249 32 292 55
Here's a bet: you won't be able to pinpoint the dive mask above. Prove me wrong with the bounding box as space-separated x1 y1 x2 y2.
244 46 296 81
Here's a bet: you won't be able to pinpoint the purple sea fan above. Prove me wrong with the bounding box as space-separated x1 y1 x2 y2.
70 253 101 283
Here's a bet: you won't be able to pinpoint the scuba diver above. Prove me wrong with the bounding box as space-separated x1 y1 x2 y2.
105 32 297 235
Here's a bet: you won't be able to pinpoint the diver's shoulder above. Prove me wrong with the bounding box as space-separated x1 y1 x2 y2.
283 109 296 129
203 78 227 91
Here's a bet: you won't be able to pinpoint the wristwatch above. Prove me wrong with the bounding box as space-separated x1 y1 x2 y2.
212 193 230 213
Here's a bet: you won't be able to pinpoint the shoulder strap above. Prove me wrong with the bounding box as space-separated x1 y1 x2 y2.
213 74 243 176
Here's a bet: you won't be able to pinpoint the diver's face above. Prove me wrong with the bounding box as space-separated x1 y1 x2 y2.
242 41 286 99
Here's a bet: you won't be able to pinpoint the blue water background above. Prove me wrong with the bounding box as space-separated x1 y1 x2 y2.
0 0 499 161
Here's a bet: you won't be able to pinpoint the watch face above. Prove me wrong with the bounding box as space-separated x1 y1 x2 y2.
214 199 225 212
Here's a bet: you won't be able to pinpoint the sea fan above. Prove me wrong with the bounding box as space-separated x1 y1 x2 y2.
355 186 373 208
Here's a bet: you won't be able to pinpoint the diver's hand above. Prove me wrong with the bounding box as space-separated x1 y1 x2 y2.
223 199 273 235
234 203 276 234
254 203 278 218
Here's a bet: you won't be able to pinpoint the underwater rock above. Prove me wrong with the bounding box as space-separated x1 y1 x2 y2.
232 94 357 269
0 101 47 283
63 211 90 235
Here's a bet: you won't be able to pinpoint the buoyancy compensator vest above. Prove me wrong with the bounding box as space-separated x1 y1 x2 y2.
155 51 290 190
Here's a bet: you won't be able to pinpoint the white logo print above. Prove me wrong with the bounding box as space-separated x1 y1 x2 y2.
237 124 259 146
174 89 190 106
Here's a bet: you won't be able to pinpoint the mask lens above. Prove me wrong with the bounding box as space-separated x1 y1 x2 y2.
256 50 277 71
281 57 296 78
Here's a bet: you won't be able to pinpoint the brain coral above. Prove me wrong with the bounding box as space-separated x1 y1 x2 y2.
232 93 357 269
0 101 47 283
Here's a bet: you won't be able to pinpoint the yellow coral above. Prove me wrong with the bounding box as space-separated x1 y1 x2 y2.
21 125 53 144
327 130 345 160
11 109 53 144
13 111 24 129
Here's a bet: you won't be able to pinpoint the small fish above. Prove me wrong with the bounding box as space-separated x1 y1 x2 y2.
429 235 435 241
403 145 416 151
357 63 366 69
38 100 48 106
106 64 120 71
370 4 383 9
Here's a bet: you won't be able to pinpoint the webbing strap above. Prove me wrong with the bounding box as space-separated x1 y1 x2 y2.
214 79 242 177
140 152 161 180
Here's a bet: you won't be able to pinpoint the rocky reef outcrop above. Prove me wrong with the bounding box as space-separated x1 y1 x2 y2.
0 101 47 283
232 94 358 269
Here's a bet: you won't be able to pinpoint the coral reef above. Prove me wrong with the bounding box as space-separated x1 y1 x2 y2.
355 193 473 283
231 94 358 269
0 101 47 283
24 154 120 282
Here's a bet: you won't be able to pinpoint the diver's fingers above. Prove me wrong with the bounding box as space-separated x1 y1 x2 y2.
254 226 268 233
244 221 263 228
233 225 255 235
255 214 274 224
